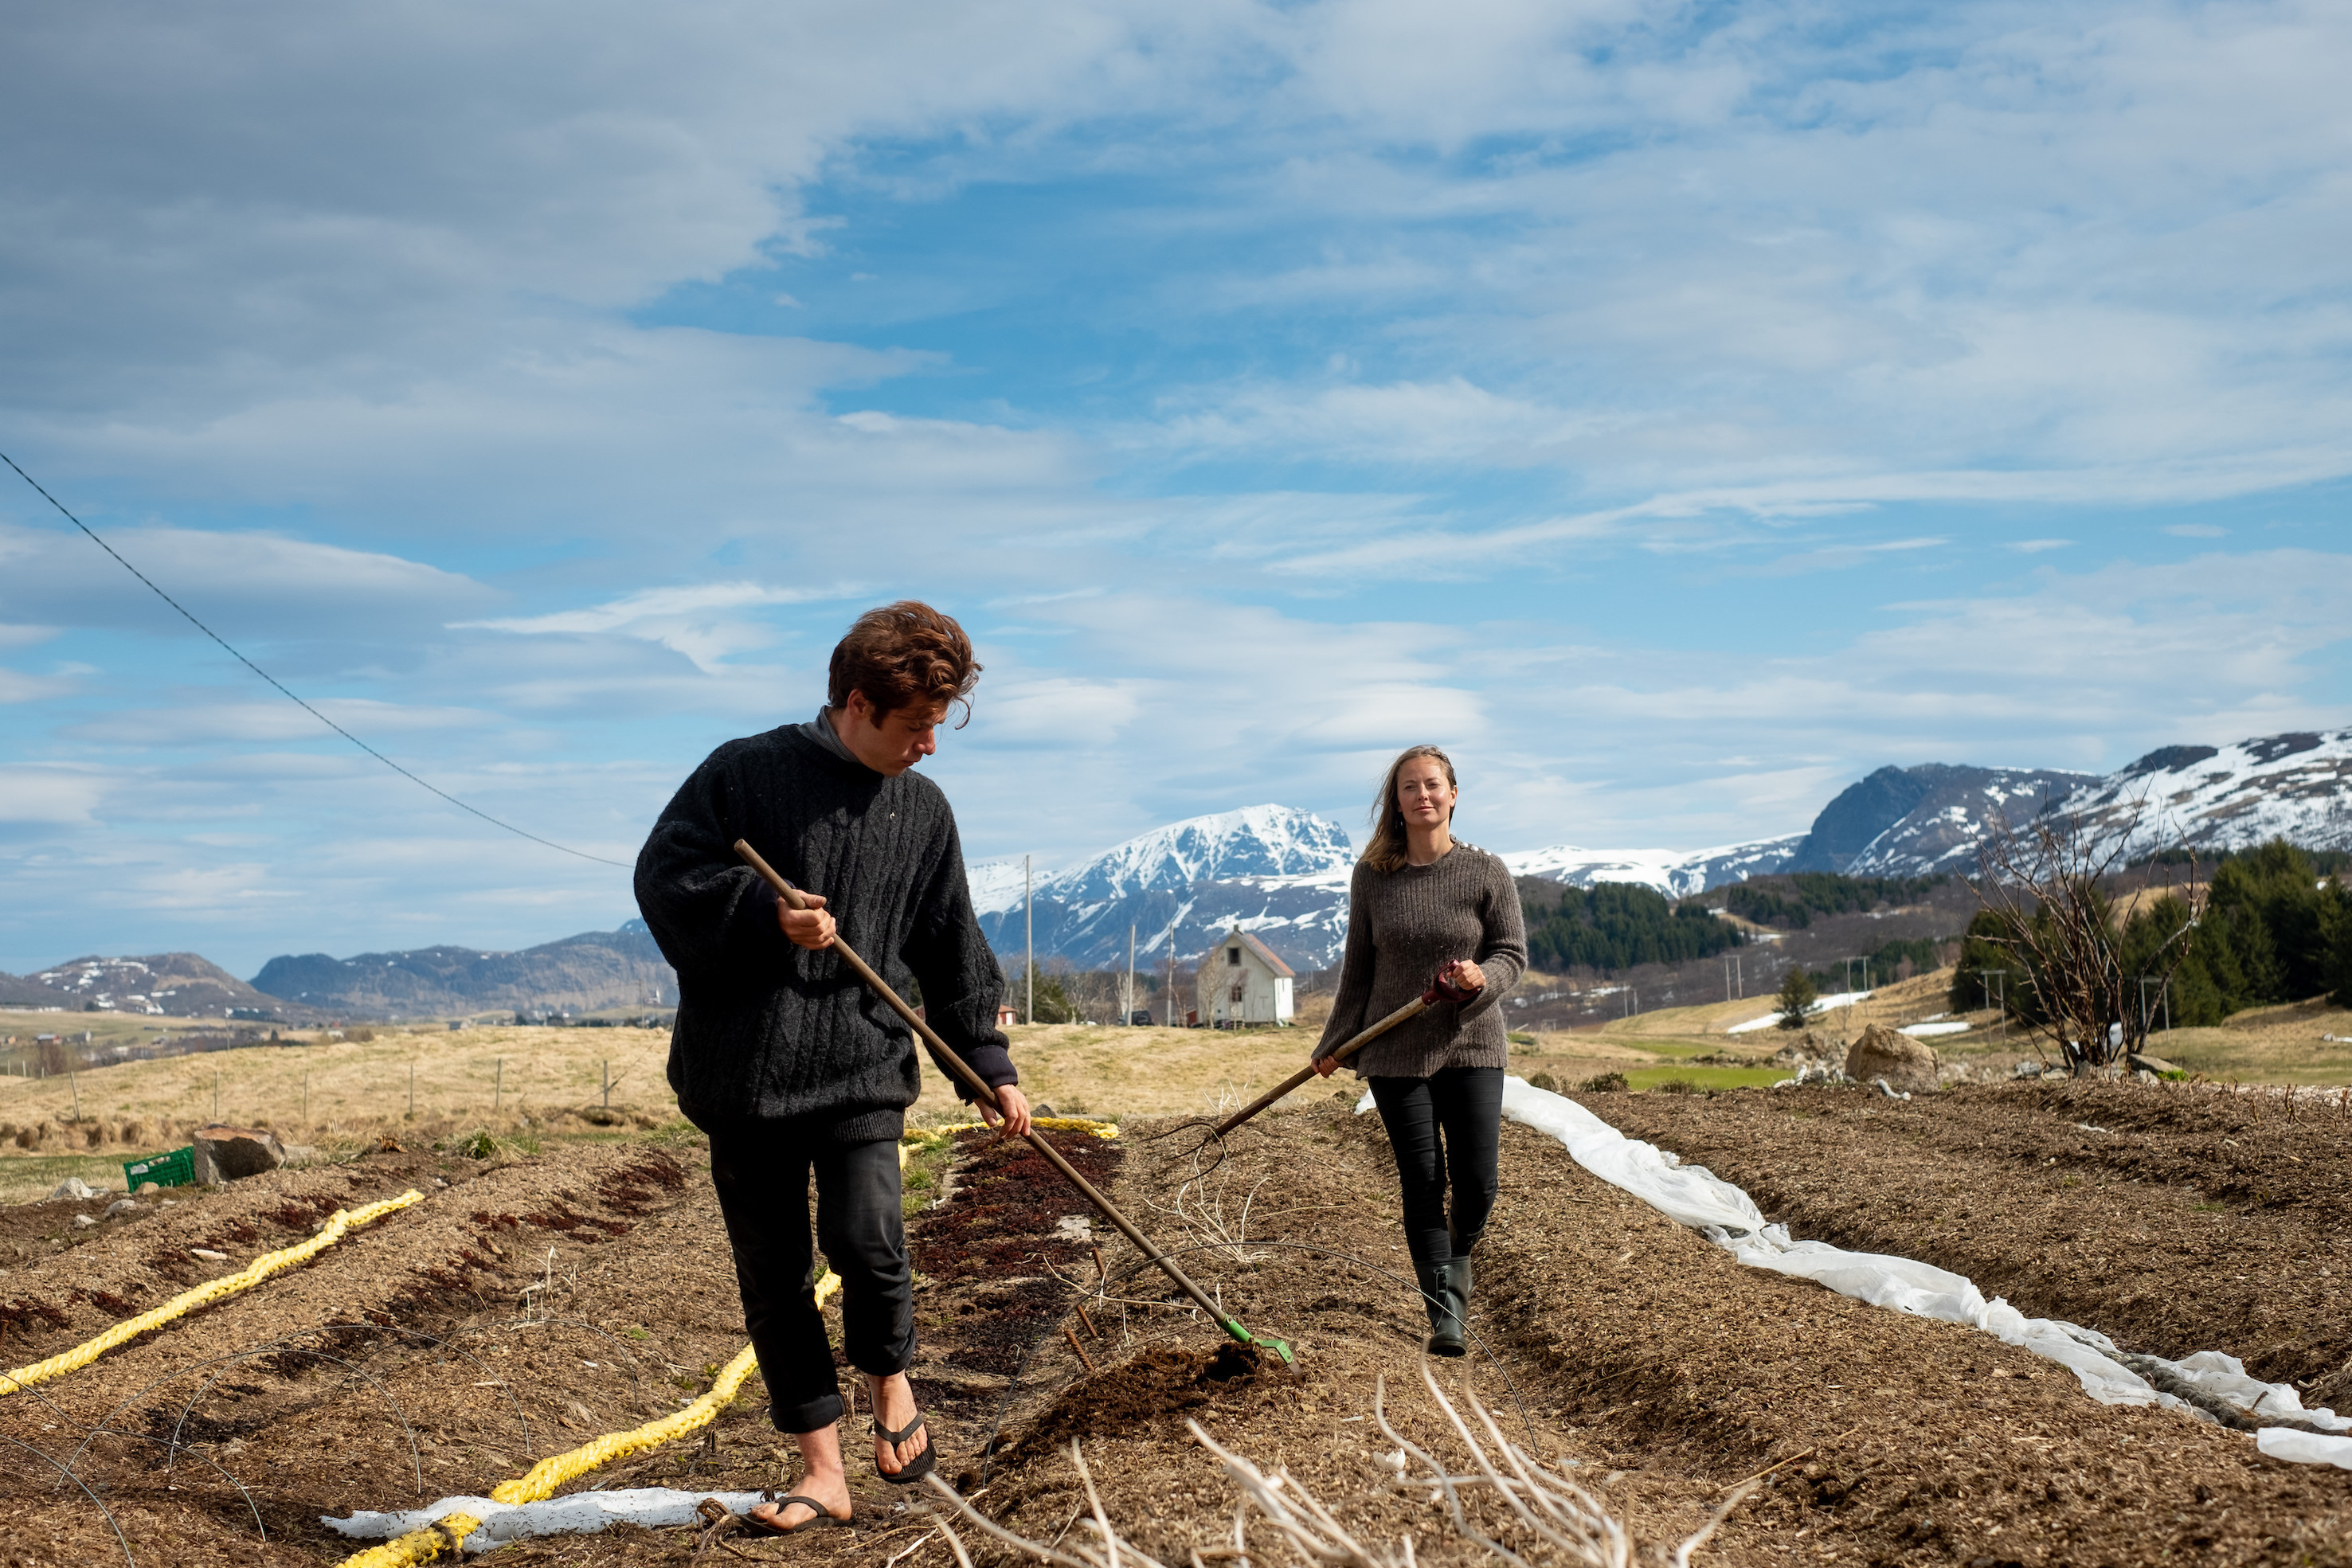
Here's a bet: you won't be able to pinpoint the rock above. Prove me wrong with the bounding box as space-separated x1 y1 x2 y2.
134 1182 159 1195
2126 1052 2181 1077
71 1213 96 1228
49 1176 96 1200
190 1248 229 1263
105 1198 142 1218
280 1144 319 1166
191 1124 288 1183
1845 1023 1939 1093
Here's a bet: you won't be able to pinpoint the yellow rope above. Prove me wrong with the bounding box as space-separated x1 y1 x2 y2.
487 1339 765 1503
907 1115 1119 1140
331 1515 479 1567
328 1273 847 1566
0 1189 425 1397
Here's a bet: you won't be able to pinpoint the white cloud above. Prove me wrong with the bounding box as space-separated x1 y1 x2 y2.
461 581 863 672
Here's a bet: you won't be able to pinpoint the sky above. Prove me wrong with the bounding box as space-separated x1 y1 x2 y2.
4 0 2350 978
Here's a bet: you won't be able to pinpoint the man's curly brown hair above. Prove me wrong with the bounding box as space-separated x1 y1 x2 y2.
827 600 982 724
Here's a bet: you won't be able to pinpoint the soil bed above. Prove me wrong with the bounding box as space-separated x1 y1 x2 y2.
1599 1079 2352 1408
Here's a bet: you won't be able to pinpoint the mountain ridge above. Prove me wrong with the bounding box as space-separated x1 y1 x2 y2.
19 729 2347 1006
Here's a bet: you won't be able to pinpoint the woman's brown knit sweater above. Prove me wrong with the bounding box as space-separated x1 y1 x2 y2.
1312 843 1528 1078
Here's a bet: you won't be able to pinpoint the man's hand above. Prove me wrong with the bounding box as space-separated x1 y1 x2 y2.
1441 957 1487 993
977 1085 1032 1138
777 891 836 951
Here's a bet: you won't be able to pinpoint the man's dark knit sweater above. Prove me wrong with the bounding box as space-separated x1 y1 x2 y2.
634 721 1014 1144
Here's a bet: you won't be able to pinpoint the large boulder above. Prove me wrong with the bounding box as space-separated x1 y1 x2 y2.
192 1124 288 1183
1845 1024 1939 1092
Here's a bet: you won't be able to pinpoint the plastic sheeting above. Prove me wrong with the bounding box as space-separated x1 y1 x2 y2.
1356 1078 2350 1462
325 1488 772 1551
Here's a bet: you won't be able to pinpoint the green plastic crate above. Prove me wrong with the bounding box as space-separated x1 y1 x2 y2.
123 1146 196 1190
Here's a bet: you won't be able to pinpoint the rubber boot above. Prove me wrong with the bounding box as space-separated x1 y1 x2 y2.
1420 1261 1468 1358
1448 1223 1480 1304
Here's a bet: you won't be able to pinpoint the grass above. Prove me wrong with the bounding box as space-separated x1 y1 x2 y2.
0 1023 676 1146
1620 1065 1790 1093
0 1149 184 1205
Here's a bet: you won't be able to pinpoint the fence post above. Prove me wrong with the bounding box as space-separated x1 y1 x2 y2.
495 1058 503 1113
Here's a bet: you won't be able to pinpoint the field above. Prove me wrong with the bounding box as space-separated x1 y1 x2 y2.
3 999 2350 1565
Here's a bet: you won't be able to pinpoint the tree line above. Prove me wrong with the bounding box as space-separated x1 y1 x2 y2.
1951 839 2352 1027
1517 879 1741 975
1722 871 1951 929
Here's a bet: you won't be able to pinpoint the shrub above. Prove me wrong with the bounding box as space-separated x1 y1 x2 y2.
1653 1077 1699 1096
1578 1072 1630 1094
1527 1072 1560 1092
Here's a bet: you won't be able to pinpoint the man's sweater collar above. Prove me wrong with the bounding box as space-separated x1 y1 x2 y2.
796 707 883 776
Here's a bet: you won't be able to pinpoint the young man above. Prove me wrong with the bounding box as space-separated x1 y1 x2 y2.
635 600 1029 1534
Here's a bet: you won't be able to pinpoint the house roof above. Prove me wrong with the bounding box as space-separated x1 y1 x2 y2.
1206 927 1296 979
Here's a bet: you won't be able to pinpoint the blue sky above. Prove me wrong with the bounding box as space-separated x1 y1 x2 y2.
4 0 2349 977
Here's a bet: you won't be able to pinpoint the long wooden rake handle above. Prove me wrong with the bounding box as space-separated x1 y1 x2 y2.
732 839 1282 1359
1211 965 1478 1137
1211 996 1427 1136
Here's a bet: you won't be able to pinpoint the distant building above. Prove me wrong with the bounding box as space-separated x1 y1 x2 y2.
1195 928 1295 1027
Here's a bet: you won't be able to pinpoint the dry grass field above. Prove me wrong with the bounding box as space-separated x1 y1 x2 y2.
6 967 2348 1203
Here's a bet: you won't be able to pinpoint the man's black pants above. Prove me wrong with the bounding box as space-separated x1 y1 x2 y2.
1367 1066 1504 1267
706 1123 914 1433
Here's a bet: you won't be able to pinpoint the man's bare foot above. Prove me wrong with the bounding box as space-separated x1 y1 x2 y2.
753 1422 853 1531
746 1476 851 1531
870 1371 929 1475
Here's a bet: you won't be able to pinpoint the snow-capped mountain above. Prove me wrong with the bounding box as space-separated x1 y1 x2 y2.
1501 836 1802 897
975 729 2352 972
1840 765 2096 875
2056 730 2352 860
972 805 1356 972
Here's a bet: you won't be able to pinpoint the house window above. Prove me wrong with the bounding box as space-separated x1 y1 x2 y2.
1230 983 1245 1003
1228 948 1242 966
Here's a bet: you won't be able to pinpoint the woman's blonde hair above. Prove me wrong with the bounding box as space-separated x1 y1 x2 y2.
1361 745 1458 873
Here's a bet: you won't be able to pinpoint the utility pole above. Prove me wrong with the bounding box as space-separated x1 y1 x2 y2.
1125 923 1137 1026
1167 948 1177 1027
1024 854 1034 1026
1736 954 1743 998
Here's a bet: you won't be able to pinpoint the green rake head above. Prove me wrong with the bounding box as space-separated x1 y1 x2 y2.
1223 1319 1296 1366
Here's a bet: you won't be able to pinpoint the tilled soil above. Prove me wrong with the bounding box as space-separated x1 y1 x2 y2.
1599 1081 2352 1410
1 1093 2347 1566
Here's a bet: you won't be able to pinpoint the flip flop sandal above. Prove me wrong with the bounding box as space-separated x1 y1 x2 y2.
741 1494 851 1535
873 1413 937 1484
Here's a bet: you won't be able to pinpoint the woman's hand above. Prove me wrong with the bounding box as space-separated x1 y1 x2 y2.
777 891 835 951
1313 1053 1340 1078
1442 958 1486 993
979 1085 1032 1138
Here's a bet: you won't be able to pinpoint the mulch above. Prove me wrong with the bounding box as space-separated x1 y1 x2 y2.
0 1089 2346 1566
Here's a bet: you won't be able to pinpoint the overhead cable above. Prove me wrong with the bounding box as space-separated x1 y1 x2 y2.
1 449 631 869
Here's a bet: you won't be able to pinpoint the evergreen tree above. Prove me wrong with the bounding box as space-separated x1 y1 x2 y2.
1775 968 1818 1030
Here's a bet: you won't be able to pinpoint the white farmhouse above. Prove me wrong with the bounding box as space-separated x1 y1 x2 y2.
1196 927 1295 1026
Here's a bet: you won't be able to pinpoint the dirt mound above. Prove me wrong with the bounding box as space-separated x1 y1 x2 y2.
1012 1340 1289 1453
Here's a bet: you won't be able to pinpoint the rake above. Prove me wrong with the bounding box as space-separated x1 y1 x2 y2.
734 839 1293 1366
1210 967 1477 1137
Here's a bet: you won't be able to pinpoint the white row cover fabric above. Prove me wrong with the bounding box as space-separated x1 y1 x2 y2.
1724 991 1875 1034
2258 1428 2352 1470
1356 1078 2349 1461
325 1488 773 1550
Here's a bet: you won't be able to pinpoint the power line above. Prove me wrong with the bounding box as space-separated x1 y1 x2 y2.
2 448 632 870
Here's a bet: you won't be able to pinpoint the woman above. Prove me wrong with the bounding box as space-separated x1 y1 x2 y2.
1313 745 1527 1356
